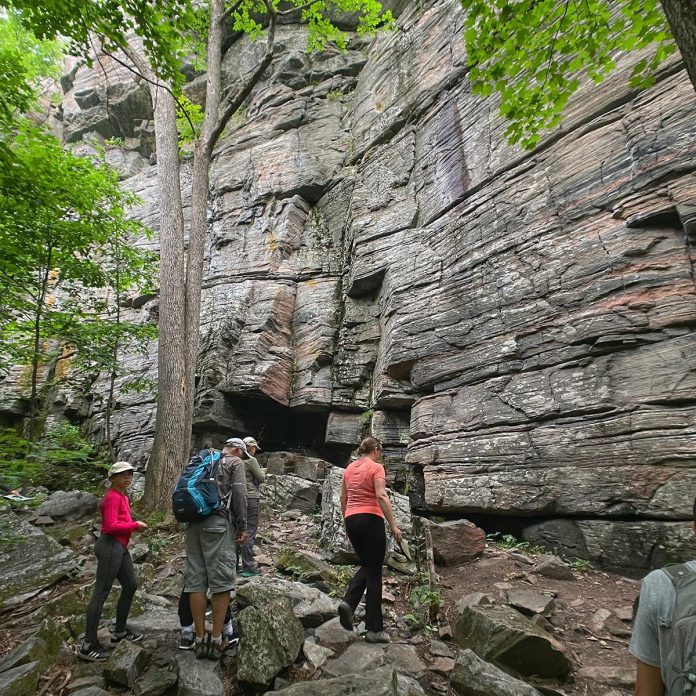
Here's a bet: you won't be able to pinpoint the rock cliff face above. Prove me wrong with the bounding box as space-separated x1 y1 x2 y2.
3 0 696 572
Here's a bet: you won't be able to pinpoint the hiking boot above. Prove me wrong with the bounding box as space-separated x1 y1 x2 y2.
365 630 390 644
79 643 110 662
207 635 229 660
194 635 209 660
109 627 143 645
179 632 195 650
226 632 240 650
239 569 261 577
338 601 354 631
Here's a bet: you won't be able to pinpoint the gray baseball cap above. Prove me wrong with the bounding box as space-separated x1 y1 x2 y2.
224 437 250 457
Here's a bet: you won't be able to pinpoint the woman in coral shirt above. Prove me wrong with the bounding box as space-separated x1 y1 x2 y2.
79 461 148 661
337 437 402 644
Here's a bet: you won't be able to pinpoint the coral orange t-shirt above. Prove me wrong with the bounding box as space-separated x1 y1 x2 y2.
343 457 386 518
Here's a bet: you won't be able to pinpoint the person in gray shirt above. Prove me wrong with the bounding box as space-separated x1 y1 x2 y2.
629 498 696 695
239 436 265 576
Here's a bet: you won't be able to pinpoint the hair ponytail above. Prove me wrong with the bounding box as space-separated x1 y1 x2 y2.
357 436 381 456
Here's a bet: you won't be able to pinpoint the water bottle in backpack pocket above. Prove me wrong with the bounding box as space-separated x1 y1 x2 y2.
661 564 696 695
172 449 223 523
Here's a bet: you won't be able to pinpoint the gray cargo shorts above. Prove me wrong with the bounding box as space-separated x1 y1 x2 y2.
183 514 237 594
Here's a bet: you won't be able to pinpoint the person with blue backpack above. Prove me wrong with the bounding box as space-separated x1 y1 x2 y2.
629 497 696 695
176 438 248 660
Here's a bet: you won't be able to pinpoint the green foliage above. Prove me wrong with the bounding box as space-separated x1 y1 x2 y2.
404 574 441 634
0 422 110 490
4 0 198 90
486 532 544 553
461 0 676 148
0 13 62 127
176 95 204 151
567 557 592 572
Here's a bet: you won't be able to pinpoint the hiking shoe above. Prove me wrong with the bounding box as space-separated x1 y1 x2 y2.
207 635 229 660
109 627 143 645
79 643 110 662
239 569 261 577
338 601 354 631
226 632 240 650
365 630 390 644
194 635 209 660
179 632 195 650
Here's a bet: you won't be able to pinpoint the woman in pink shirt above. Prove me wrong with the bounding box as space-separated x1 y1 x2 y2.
337 437 402 644
79 461 148 661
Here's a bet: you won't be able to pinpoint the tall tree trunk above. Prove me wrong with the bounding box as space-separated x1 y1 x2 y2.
143 81 188 512
183 0 225 444
660 0 696 92
29 249 51 441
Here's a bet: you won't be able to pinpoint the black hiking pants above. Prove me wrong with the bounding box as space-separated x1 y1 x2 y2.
343 513 386 632
84 534 137 645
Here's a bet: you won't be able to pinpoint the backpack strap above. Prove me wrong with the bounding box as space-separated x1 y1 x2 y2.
662 563 695 584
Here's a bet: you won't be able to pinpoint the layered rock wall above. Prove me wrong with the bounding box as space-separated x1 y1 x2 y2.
3 0 696 572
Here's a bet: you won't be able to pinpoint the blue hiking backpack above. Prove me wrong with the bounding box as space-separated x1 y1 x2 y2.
172 449 224 523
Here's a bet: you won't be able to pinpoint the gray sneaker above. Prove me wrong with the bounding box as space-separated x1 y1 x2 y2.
365 630 390 644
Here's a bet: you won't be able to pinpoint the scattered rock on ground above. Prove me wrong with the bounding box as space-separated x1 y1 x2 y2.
323 641 386 677
531 556 575 581
302 639 335 669
506 589 555 616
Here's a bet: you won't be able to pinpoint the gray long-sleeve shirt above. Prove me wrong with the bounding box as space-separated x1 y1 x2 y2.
218 454 247 533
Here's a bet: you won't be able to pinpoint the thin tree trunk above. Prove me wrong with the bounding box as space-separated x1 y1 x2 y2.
105 262 120 463
660 0 696 92
29 247 52 441
143 80 188 513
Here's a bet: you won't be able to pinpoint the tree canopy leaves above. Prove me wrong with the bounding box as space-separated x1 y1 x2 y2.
461 0 677 148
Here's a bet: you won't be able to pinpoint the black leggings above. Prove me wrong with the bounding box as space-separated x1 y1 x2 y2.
84 534 137 644
343 513 386 632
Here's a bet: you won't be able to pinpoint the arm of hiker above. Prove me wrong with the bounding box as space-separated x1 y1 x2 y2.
248 457 265 485
374 476 402 544
229 458 248 540
635 660 664 696
629 572 664 696
101 495 139 535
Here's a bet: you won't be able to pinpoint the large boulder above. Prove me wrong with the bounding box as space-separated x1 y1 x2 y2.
175 653 224 696
320 466 412 563
276 548 340 590
236 574 339 628
455 605 572 680
450 649 545 696
264 474 320 514
262 451 328 481
103 640 149 689
0 661 40 696
237 597 305 688
36 490 99 521
0 513 80 609
427 519 486 566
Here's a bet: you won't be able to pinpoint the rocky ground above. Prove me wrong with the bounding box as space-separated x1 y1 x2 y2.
0 472 641 696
